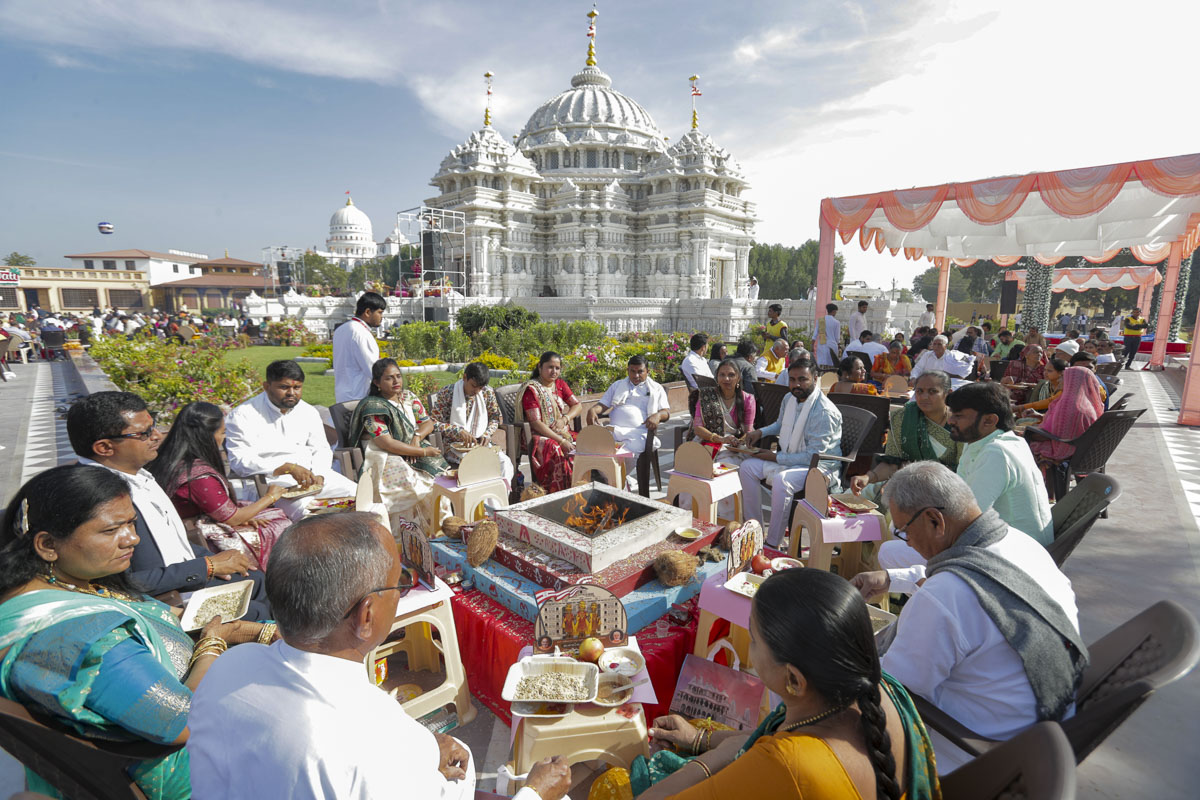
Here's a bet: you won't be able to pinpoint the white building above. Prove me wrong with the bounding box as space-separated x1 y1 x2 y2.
424 18 756 299
313 196 409 270
63 248 208 287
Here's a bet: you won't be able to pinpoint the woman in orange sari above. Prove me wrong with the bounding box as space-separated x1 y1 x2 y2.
515 351 582 492
871 341 911 383
830 356 879 395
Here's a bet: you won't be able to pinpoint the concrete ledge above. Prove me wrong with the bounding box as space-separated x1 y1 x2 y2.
67 351 120 395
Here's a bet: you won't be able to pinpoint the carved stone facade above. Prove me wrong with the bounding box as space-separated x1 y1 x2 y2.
426 60 756 299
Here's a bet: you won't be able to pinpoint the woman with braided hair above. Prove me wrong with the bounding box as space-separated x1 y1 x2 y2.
588 568 940 800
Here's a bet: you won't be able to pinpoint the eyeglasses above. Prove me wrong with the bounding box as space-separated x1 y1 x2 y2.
891 506 944 541
341 572 415 618
109 413 160 441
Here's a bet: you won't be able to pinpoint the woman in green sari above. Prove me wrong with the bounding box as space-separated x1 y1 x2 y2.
589 569 940 800
0 465 273 800
848 371 963 505
348 358 450 532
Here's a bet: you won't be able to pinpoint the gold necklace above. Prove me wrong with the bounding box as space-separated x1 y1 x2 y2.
778 703 850 732
46 573 136 602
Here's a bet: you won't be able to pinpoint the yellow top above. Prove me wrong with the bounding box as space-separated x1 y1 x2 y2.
765 320 788 340
1122 316 1148 336
668 733 877 800
765 352 787 375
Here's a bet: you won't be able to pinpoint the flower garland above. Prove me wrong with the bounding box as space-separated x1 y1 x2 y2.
1021 257 1054 334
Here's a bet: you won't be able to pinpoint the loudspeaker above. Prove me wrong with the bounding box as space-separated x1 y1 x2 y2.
421 231 444 273
999 280 1018 314
276 261 293 288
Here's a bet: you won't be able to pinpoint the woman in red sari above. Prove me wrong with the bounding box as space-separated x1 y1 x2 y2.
514 351 582 492
149 402 290 569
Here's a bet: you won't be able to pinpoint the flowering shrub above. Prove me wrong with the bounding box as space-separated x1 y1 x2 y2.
420 357 445 366
473 350 518 371
88 337 259 424
264 318 319 347
302 343 333 360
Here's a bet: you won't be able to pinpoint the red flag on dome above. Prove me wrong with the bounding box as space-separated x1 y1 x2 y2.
691 87 702 96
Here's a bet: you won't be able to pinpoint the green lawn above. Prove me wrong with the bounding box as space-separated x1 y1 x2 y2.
221 346 459 407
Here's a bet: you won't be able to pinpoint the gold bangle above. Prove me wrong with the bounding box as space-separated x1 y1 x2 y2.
256 623 277 645
691 759 712 779
193 636 227 654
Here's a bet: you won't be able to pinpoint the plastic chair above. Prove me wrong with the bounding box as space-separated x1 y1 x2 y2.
828 393 890 456
0 696 181 800
325 400 365 476
819 371 838 392
1047 473 1121 566
494 382 529 474
988 360 1010 381
1095 362 1122 377
572 425 628 489
940 722 1076 800
912 600 1200 765
693 374 718 390
752 382 790 429
39 329 66 360
1026 408 1144 500
1108 392 1133 411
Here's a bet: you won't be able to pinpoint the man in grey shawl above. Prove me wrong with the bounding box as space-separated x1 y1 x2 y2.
851 462 1087 773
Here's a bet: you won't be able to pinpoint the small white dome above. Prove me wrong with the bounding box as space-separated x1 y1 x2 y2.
327 196 377 259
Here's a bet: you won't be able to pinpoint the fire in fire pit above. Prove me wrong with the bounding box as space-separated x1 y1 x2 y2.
525 486 658 538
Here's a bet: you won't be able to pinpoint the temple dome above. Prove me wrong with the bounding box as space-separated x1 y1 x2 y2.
329 197 373 235
517 66 665 152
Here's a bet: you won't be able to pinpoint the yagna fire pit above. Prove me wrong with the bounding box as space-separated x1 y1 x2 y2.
496 482 692 573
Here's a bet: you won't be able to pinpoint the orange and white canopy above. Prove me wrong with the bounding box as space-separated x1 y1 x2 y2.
1003 266 1162 292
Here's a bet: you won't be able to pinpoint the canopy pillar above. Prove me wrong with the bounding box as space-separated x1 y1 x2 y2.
816 215 835 327
1136 280 1153 314
1149 243 1183 368
1180 285 1200 425
934 258 950 331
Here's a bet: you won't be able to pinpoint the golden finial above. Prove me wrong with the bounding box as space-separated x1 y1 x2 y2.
689 75 702 130
484 71 494 127
224 248 229 258
586 5 598 67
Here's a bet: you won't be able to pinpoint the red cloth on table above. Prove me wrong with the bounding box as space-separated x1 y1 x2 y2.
450 589 699 726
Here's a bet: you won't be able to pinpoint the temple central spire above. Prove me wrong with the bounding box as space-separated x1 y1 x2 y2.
586 6 598 67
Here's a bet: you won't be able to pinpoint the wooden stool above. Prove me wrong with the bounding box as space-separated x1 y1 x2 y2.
572 425 633 489
788 467 882 581
428 447 508 538
665 442 744 524
367 578 476 727
502 704 650 794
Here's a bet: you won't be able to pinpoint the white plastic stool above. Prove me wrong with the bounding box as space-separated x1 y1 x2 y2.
665 442 744 524
366 578 476 727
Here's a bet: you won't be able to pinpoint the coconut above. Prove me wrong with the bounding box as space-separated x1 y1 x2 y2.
466 519 500 567
440 515 469 540
653 551 699 587
520 484 547 502
717 522 740 551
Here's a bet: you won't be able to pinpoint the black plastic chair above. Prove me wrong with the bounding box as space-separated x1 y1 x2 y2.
911 600 1200 765
753 382 790 429
989 360 1010 381
1095 362 1122 377
1025 408 1144 501
940 722 1076 800
1108 392 1133 411
1047 473 1121 566
828 393 890 456
0 696 181 800
39 329 67 360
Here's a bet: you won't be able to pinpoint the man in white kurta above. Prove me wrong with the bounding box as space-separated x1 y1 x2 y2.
226 361 357 520
851 465 1080 773
587 358 670 495
910 335 974 381
680 333 713 389
332 292 386 403
848 300 869 343
917 303 937 329
815 304 842 368
746 277 760 300
188 513 570 800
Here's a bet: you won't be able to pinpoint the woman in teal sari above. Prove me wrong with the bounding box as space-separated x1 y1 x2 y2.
848 371 962 506
589 569 940 800
348 358 450 532
0 465 273 800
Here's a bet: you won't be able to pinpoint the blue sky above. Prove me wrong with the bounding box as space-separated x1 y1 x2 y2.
2 0 1198 289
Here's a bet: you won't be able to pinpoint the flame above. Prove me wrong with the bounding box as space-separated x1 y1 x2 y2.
562 493 631 535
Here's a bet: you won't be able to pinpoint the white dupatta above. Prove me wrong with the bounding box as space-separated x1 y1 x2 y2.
449 380 488 439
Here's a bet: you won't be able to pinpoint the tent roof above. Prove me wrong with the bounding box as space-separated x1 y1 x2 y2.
1004 265 1162 292
820 153 1200 267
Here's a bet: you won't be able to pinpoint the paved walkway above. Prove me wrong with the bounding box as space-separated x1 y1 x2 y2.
0 360 1197 797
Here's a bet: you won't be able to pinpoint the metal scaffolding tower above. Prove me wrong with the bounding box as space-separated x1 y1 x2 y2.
260 246 307 297
395 206 468 324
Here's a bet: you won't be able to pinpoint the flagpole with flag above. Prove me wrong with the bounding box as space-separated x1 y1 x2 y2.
689 75 702 130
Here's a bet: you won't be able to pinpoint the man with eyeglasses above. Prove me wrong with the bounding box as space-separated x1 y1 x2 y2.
851 463 1082 773
189 513 572 800
67 391 271 618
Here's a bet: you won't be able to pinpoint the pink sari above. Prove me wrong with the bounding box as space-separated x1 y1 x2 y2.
168 462 290 569
1030 367 1104 464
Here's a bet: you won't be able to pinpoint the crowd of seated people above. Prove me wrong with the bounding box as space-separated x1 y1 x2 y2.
0 312 1135 798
